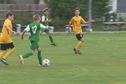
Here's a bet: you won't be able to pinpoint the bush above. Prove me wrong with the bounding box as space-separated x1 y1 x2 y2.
51 17 68 31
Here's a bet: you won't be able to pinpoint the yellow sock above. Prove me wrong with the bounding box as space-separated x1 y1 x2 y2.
2 48 15 59
0 51 7 58
75 41 84 50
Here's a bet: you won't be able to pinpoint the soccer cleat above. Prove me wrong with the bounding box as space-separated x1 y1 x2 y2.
38 64 43 67
50 43 56 46
0 58 9 65
73 48 78 54
19 55 24 64
77 50 82 55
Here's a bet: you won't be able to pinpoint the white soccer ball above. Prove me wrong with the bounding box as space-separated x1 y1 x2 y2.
43 59 50 67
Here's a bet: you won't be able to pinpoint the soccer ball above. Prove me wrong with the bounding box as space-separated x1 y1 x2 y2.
43 59 50 67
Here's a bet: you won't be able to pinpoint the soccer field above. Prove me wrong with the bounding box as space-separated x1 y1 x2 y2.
0 32 126 84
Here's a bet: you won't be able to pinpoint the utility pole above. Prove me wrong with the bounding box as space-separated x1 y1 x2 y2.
4 0 7 19
88 0 92 30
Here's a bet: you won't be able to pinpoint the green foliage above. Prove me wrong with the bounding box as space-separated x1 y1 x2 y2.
118 17 125 21
104 12 117 22
0 0 15 4
49 0 88 19
45 0 109 29
92 0 110 18
13 11 42 26
13 12 32 27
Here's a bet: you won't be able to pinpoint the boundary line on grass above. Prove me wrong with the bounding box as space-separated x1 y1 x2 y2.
52 31 126 34
13 31 126 36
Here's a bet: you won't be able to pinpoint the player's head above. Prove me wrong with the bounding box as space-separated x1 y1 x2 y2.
6 12 14 21
74 7 80 16
33 14 41 22
43 7 49 15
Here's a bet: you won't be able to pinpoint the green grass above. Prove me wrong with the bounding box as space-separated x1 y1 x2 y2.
1 32 126 84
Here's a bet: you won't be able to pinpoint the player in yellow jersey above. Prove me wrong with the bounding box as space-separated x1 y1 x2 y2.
69 8 94 54
0 12 18 65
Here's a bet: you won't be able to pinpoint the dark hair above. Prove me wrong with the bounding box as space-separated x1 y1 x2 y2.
43 8 48 12
33 14 40 21
6 12 14 18
74 7 80 11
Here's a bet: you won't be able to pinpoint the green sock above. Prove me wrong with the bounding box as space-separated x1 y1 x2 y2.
49 35 54 44
37 51 42 65
23 52 33 59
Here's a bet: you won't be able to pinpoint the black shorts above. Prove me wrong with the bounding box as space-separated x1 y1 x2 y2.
0 42 15 50
76 34 83 41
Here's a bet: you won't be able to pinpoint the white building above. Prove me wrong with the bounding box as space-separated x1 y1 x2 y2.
109 0 117 13
40 0 45 4
109 0 126 19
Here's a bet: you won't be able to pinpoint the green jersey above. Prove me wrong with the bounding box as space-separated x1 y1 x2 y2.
25 22 46 42
42 15 49 26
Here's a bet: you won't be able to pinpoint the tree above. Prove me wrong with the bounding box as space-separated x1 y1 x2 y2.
0 0 15 4
92 0 110 18
44 0 109 30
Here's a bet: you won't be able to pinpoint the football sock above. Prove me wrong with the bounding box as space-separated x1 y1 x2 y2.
37 51 42 65
22 52 33 59
75 41 84 50
49 35 54 44
0 51 7 58
2 48 15 59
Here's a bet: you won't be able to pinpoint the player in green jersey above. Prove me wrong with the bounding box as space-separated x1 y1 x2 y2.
19 14 48 67
41 7 56 46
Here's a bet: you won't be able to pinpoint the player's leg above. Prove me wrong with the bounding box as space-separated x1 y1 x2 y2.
0 50 9 65
2 42 15 58
75 40 84 54
75 34 84 50
0 37 7 58
35 41 43 66
19 41 36 64
74 34 84 54
19 50 34 64
2 48 15 59
37 47 42 66
1 49 15 65
45 29 56 46
0 43 8 65
48 34 56 46
20 51 34 59
0 51 6 58
0 44 7 58
0 43 15 65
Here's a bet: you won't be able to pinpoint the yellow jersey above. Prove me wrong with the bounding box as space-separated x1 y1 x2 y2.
69 16 86 34
0 19 13 43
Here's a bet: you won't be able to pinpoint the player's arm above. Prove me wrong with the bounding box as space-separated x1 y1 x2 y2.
69 18 74 30
21 31 26 40
81 17 87 24
81 17 95 24
5 25 16 34
44 19 52 23
5 24 21 35
69 18 73 26
40 23 49 32
21 25 30 39
40 23 51 35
